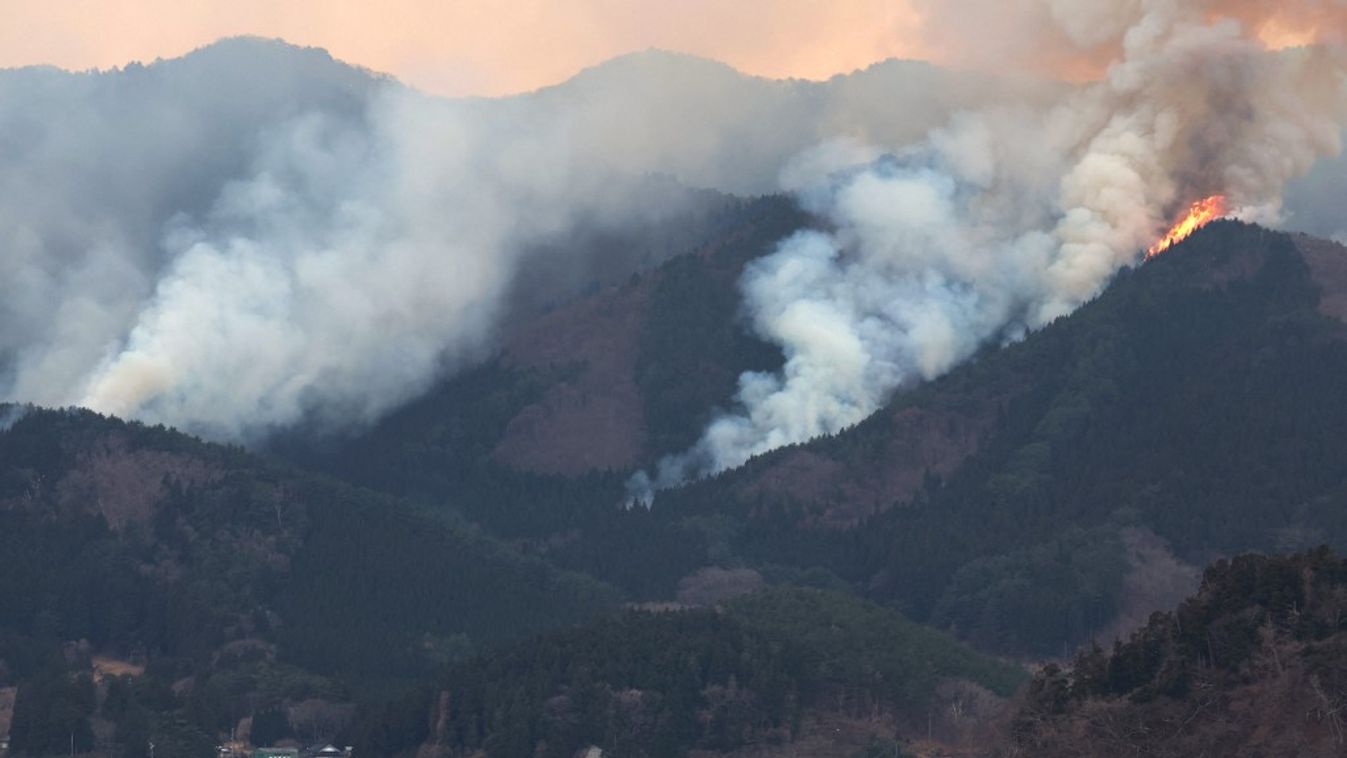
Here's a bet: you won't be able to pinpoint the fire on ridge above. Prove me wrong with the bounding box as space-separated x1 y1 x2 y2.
1147 195 1230 258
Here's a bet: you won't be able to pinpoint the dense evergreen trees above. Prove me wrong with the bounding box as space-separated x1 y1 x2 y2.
0 407 619 756
1010 550 1347 757
650 222 1347 655
355 588 1025 757
277 221 1347 664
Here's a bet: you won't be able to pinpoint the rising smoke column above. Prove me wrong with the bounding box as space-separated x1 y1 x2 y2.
629 0 1347 503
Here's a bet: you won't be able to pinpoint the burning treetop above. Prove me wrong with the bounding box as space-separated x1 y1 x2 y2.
1148 195 1231 257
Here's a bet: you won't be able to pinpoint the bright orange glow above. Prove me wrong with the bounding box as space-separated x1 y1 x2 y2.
1256 21 1320 51
1148 195 1230 258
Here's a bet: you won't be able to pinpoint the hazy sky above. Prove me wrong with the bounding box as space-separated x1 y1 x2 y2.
0 0 929 96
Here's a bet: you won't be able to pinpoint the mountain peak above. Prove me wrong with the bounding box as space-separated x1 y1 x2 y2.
542 47 762 96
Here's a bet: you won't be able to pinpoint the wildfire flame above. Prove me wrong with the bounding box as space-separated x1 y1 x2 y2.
1147 195 1230 258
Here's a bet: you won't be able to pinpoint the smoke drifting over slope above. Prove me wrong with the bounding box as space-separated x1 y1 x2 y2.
629 0 1347 502
1 21 1343 453
0 39 1062 439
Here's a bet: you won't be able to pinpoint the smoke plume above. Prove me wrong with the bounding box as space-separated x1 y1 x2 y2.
0 37 1058 440
630 0 1347 503
2 23 1343 450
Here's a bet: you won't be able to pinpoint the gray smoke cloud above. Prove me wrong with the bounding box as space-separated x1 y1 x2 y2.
1285 133 1347 243
630 1 1347 503
3 23 1343 450
72 86 644 437
0 38 1053 440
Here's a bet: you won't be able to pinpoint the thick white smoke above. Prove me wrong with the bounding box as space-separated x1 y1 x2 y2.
3 21 1344 448
73 88 635 438
0 38 1051 440
630 1 1347 503
11 80 666 438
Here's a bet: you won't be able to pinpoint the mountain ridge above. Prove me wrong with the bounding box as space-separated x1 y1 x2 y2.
316 219 1347 661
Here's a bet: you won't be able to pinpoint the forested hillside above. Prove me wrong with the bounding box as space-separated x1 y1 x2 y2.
280 195 806 600
1005 549 1347 757
357 588 1026 757
305 220 1347 662
7 221 1347 757
660 222 1347 656
0 407 618 756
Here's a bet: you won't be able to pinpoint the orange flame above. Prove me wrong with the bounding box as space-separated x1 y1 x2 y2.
1147 195 1230 258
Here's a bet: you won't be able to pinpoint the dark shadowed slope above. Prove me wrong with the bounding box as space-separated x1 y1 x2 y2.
0 406 618 755
355 587 1026 758
660 222 1347 656
310 194 803 485
294 219 1347 662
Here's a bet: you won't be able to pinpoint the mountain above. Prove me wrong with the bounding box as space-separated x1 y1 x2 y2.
0 38 754 418
6 186 1347 758
526 49 1066 195
5 35 1347 758
0 407 618 756
355 549 1347 758
263 194 805 602
306 194 803 479
315 219 1347 663
658 221 1347 655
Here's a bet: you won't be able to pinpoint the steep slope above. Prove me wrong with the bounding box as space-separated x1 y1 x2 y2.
313 194 802 483
303 218 1347 660
265 196 805 603
0 406 618 755
658 221 1347 656
1005 549 1347 758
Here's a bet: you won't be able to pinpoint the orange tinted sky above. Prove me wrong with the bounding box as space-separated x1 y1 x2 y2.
0 0 930 96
